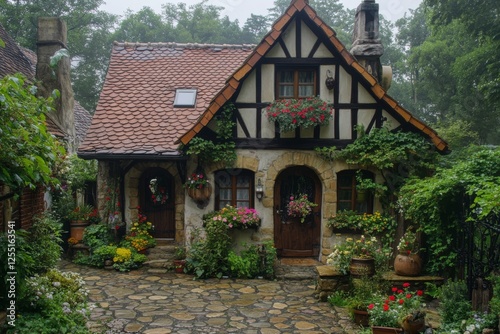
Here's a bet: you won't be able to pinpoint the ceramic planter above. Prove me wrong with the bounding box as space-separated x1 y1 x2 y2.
394 253 422 276
70 220 89 241
352 308 370 326
349 257 375 277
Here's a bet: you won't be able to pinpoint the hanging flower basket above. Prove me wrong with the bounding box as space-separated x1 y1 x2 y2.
187 183 212 203
264 96 332 133
286 194 317 223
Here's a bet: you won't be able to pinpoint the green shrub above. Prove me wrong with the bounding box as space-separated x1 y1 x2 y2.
186 221 232 278
260 240 277 279
82 223 114 250
228 244 260 278
439 280 472 325
328 290 349 307
0 229 34 309
28 214 63 274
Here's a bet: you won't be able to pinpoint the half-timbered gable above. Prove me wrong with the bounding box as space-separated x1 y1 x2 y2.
80 0 447 261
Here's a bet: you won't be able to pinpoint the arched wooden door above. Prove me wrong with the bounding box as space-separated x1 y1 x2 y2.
273 166 322 257
139 167 175 239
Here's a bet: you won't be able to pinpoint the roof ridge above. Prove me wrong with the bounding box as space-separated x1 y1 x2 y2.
113 41 257 50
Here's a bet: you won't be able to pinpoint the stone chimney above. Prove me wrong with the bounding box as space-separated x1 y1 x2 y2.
350 0 384 82
36 17 76 151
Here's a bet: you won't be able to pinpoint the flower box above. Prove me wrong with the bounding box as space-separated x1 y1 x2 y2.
264 97 332 133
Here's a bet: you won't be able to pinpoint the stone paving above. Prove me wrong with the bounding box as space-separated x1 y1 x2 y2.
58 261 358 334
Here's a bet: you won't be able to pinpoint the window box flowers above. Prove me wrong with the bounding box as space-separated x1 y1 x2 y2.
203 205 261 230
264 96 332 133
287 194 317 223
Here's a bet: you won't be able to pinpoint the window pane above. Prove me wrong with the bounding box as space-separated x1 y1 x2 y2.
338 176 352 187
217 173 231 187
279 71 294 83
279 85 294 98
236 201 250 208
219 189 232 201
298 85 314 97
236 175 250 187
299 71 314 83
338 190 352 201
236 189 249 200
338 202 351 211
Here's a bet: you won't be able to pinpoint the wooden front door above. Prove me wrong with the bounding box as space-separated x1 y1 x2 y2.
273 166 321 257
139 167 175 239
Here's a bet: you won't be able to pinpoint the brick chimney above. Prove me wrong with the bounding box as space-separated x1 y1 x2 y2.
350 0 384 82
36 17 76 151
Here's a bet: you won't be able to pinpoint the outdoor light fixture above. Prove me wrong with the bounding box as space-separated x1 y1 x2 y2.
256 179 264 201
325 69 335 90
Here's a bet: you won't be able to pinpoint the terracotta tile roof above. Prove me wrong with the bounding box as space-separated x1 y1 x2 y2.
177 0 448 153
79 42 254 158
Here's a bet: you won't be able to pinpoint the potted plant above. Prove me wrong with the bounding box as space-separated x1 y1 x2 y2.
367 282 426 334
173 246 186 273
68 204 93 241
327 235 383 276
394 227 422 276
123 213 156 253
202 205 261 229
264 96 333 133
346 275 382 327
286 194 317 223
185 170 212 204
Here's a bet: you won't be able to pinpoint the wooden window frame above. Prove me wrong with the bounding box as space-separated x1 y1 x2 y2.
337 170 374 213
275 67 318 99
214 169 255 210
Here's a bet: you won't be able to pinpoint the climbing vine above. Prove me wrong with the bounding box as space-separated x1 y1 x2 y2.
185 103 236 167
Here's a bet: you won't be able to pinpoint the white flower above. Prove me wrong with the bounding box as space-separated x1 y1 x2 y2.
53 281 61 287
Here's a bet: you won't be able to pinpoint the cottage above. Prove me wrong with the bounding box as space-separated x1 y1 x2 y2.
79 0 447 262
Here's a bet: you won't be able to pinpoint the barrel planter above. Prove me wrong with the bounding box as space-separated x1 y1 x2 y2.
349 257 375 277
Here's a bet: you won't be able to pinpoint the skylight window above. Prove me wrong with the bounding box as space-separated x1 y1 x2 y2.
174 89 197 107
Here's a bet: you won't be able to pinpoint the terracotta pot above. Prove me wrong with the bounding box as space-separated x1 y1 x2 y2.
394 253 422 276
70 220 89 241
371 326 403 334
349 257 375 277
187 184 212 203
401 315 426 334
352 308 370 326
173 259 186 273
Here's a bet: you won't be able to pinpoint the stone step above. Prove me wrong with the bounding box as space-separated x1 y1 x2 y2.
275 258 322 281
146 244 178 261
144 259 174 269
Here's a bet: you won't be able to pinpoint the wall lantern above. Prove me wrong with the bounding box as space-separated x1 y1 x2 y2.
256 179 264 201
325 69 335 90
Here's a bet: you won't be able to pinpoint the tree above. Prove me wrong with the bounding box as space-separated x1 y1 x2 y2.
423 0 500 143
161 1 254 44
112 7 172 43
0 74 65 194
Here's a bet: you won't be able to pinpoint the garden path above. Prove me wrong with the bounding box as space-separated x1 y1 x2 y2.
58 260 359 334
